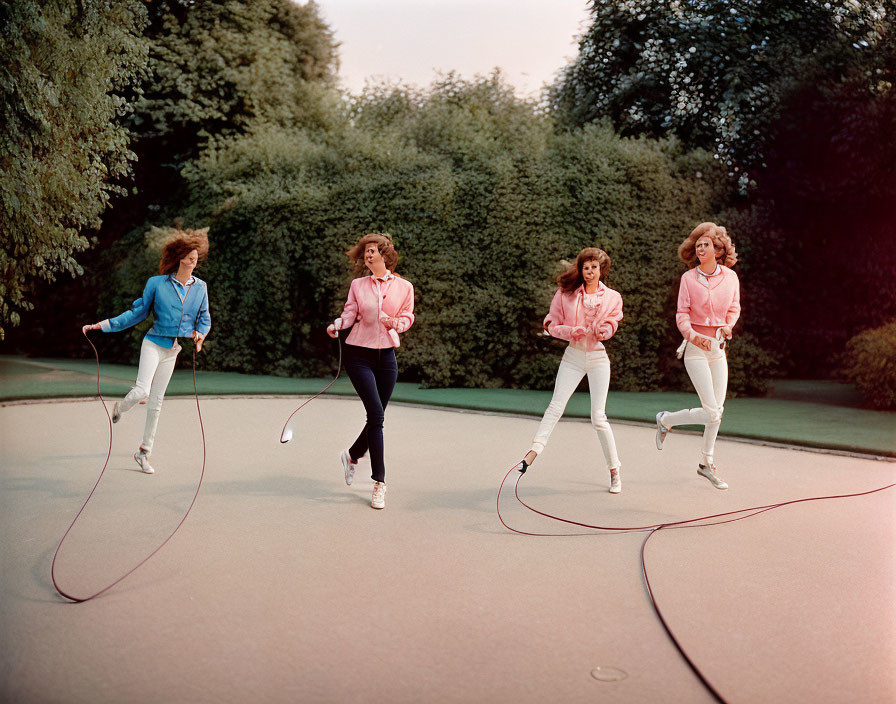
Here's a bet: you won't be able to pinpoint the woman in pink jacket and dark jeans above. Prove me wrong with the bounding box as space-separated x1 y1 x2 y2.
655 222 740 489
520 247 624 493
327 233 415 510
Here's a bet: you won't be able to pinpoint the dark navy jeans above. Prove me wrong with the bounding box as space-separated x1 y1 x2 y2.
344 344 398 483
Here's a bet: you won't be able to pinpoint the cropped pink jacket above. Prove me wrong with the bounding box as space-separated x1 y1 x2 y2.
675 265 740 343
334 272 415 348
543 282 623 352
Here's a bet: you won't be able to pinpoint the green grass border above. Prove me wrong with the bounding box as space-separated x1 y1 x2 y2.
2 356 894 457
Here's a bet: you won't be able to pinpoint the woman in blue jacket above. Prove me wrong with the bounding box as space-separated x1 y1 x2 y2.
83 229 212 474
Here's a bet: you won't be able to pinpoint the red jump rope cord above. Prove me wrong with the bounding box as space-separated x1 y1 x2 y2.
51 331 207 603
497 463 895 536
278 334 343 442
497 461 895 703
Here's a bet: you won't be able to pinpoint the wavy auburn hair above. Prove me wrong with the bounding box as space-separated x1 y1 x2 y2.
346 233 398 273
678 222 738 268
557 247 611 294
159 228 210 275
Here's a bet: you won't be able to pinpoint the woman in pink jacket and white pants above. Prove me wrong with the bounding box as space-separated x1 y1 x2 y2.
521 247 624 493
327 233 415 510
655 222 740 489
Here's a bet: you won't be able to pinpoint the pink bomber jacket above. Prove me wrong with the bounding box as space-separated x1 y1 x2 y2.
675 265 740 343
543 282 623 352
334 272 415 348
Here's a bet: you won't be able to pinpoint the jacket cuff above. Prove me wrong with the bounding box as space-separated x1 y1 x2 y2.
100 319 111 333
551 324 573 340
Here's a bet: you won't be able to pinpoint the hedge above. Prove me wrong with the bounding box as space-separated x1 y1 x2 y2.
103 75 776 394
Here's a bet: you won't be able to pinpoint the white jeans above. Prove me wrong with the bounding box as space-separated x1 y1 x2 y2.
119 337 180 456
662 340 728 464
531 347 621 469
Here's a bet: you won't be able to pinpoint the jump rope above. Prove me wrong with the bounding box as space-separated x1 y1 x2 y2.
287 335 895 702
51 330 207 603
53 331 343 602
280 333 342 444
57 331 893 702
498 461 896 703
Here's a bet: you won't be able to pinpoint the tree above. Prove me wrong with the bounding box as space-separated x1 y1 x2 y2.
108 0 342 299
724 41 896 374
553 0 896 378
0 0 148 338
551 0 893 186
130 0 339 155
2 0 341 352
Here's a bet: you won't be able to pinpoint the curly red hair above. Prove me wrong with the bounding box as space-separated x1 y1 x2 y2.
159 228 210 275
346 233 398 273
557 247 611 294
678 222 737 268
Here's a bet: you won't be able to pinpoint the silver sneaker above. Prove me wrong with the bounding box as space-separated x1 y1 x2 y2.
655 412 668 450
371 481 386 509
340 449 356 486
112 402 121 424
609 467 622 494
134 450 155 474
698 463 727 489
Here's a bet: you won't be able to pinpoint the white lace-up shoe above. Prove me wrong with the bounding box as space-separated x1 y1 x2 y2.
112 402 121 423
134 450 154 474
371 481 386 509
609 467 622 494
340 449 356 486
698 463 727 489
655 412 669 450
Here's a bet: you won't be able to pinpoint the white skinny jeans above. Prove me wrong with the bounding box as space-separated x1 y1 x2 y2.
118 337 180 456
662 340 728 464
530 346 621 469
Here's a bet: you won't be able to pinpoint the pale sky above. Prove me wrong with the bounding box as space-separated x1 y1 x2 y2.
312 0 592 97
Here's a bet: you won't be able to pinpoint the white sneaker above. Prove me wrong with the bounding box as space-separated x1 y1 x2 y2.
340 449 356 486
698 463 727 489
655 412 668 450
609 467 621 494
112 402 121 423
134 450 154 474
371 481 386 509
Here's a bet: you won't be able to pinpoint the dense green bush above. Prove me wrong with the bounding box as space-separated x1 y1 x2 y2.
105 75 774 394
843 322 896 409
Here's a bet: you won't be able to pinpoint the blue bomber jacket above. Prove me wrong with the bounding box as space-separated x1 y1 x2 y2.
101 275 211 341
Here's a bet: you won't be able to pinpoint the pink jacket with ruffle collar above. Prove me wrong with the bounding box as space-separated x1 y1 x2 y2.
543 282 623 352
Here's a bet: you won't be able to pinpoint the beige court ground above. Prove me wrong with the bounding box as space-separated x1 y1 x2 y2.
1 397 894 704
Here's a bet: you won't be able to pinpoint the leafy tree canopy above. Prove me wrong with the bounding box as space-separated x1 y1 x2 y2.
130 0 340 147
0 0 148 338
552 0 894 186
0 0 341 340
